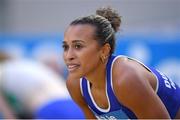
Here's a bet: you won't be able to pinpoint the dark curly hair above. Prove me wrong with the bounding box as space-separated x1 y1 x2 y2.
70 7 121 55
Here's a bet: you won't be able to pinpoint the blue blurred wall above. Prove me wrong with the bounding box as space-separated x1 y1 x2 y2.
0 34 180 84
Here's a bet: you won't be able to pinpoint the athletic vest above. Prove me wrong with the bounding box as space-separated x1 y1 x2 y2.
80 55 180 119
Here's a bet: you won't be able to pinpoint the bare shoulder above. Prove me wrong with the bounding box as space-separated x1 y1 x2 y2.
66 78 88 108
112 57 153 105
112 57 143 85
112 56 145 87
66 78 84 105
112 57 155 97
66 78 80 96
111 57 170 118
66 78 96 118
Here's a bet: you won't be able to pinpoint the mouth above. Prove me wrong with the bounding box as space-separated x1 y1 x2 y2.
67 64 80 72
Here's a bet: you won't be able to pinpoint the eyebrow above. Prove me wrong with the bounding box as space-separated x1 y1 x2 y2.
63 40 85 44
72 40 85 43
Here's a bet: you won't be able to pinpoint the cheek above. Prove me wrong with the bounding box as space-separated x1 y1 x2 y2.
81 48 99 61
80 49 100 70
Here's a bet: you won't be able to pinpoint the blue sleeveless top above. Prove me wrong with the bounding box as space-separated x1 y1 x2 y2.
80 55 180 119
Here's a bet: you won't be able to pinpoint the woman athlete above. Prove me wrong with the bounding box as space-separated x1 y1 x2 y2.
63 7 180 119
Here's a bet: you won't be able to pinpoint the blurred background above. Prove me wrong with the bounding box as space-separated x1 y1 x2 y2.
0 0 180 119
1 0 180 82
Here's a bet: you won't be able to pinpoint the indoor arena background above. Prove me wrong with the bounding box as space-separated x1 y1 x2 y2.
1 0 180 83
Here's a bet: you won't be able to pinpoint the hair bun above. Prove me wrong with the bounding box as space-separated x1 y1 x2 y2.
96 7 121 32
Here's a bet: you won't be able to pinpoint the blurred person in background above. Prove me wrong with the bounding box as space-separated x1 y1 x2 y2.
32 43 67 79
0 52 16 119
0 51 84 119
0 92 16 119
64 7 180 119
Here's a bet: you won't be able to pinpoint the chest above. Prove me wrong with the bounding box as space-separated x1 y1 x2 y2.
90 87 109 109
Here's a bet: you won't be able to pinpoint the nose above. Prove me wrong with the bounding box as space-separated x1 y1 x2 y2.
64 48 75 61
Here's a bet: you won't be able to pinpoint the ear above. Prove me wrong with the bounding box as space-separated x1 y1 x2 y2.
100 43 111 58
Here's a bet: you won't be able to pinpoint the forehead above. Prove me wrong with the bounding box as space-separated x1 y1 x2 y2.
64 24 96 42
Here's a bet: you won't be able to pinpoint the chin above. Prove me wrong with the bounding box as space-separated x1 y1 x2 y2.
67 73 83 80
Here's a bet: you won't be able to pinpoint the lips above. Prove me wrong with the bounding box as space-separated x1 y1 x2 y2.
67 64 80 72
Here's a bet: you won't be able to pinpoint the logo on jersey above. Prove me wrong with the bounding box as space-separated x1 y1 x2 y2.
157 70 176 89
95 109 130 120
96 115 117 120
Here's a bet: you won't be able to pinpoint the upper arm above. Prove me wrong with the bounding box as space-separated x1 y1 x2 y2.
66 79 96 119
112 58 170 119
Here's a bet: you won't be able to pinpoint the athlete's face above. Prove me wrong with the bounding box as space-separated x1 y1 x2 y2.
63 24 102 79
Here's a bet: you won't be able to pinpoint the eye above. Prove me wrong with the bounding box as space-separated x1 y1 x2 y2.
62 44 69 51
74 44 83 49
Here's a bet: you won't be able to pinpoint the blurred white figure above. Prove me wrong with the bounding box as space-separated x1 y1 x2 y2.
32 43 67 78
0 59 71 118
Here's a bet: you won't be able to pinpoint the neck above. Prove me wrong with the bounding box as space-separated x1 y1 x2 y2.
85 60 108 89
